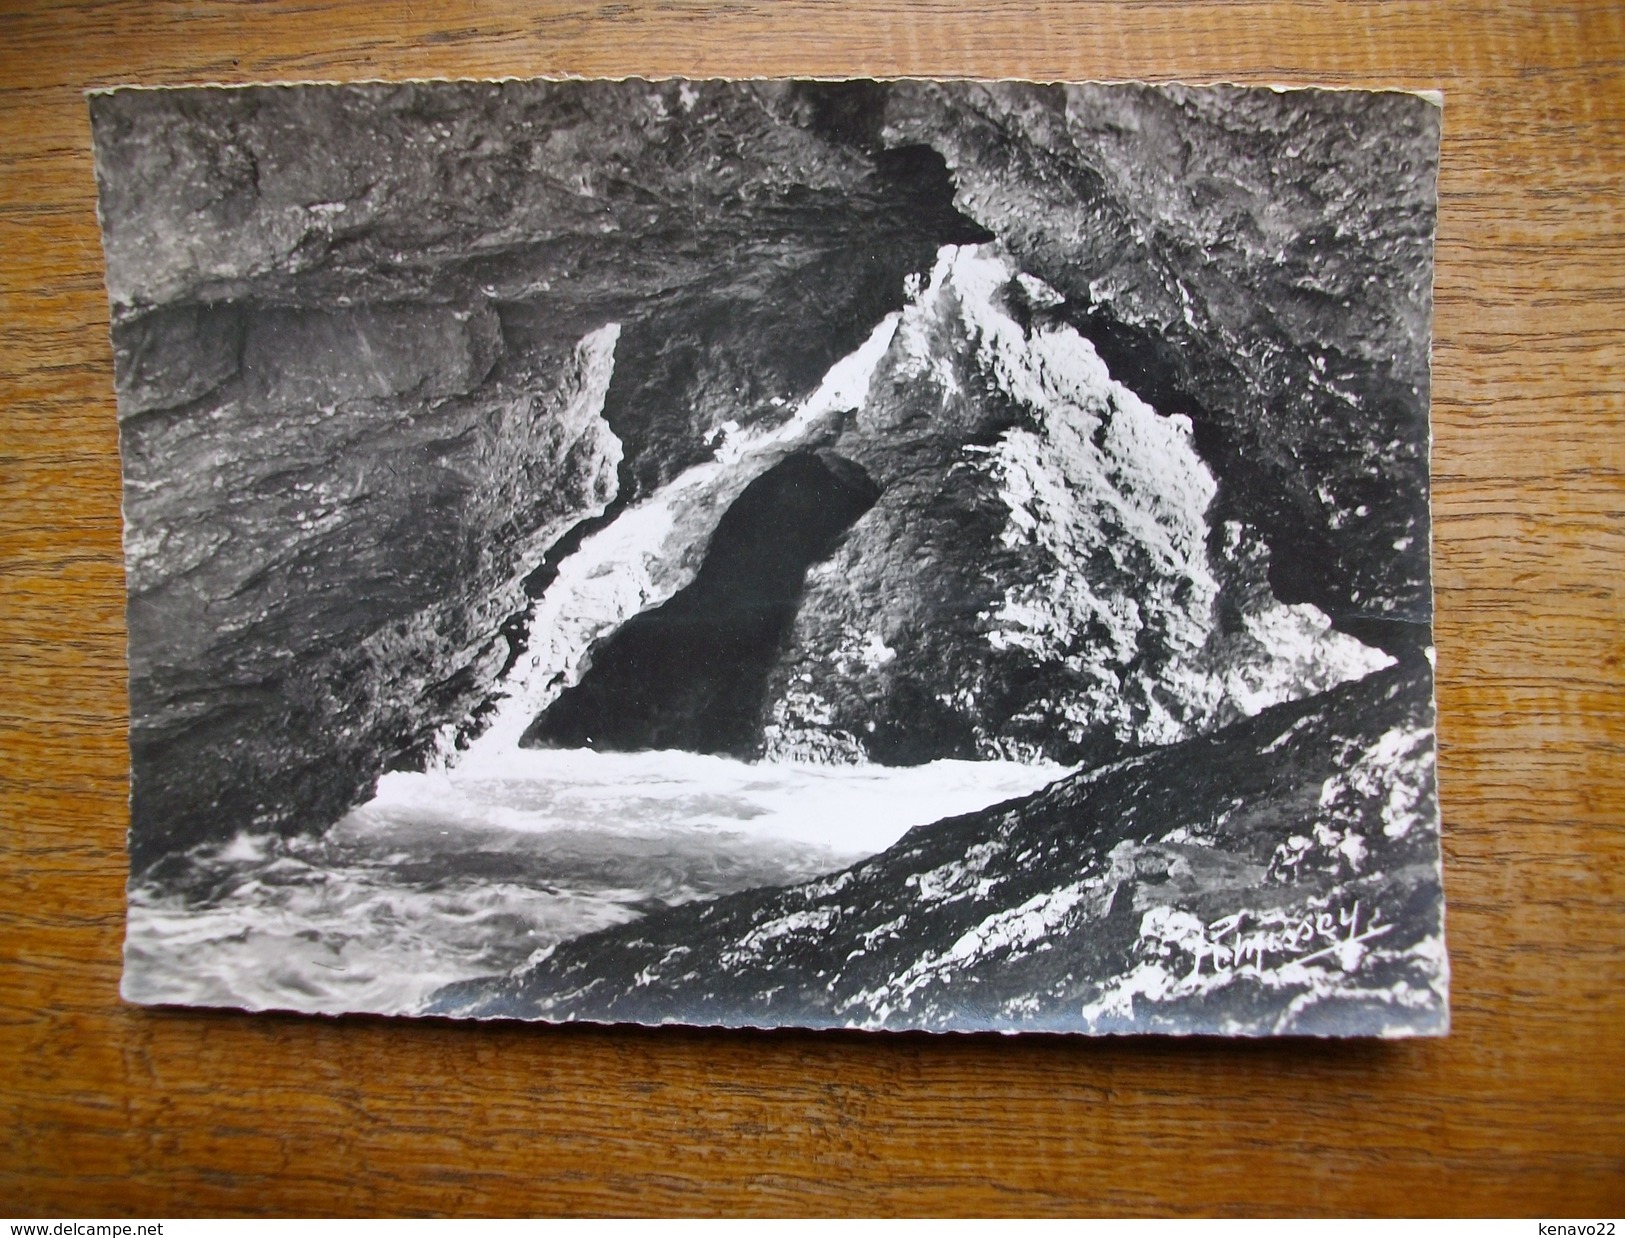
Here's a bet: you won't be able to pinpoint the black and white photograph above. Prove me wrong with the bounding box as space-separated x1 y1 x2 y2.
92 78 1446 1036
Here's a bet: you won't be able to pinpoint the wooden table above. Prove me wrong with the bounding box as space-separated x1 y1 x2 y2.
2 0 1621 1217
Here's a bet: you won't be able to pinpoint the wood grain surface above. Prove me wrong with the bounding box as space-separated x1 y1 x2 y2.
2 0 1621 1217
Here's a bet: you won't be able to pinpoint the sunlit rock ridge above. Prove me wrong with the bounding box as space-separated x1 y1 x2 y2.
755 243 1392 767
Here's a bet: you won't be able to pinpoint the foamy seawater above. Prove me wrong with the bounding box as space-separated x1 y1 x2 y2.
124 750 1066 1017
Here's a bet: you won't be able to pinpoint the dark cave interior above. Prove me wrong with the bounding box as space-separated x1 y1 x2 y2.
521 448 882 757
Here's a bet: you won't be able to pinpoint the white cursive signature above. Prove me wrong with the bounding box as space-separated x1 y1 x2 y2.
1180 900 1392 978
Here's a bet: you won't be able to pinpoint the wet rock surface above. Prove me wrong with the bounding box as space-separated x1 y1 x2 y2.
435 662 1445 1036
881 83 1438 643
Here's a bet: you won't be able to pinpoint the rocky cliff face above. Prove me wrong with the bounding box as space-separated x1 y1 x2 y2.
436 662 1446 1036
118 309 623 870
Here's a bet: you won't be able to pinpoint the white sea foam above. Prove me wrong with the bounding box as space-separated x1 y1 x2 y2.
380 745 1066 856
124 749 1067 1018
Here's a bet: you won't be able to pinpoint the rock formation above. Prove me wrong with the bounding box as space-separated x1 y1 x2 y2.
435 661 1446 1036
523 448 881 756
883 82 1438 648
754 243 1393 767
93 74 1441 1031
94 80 989 866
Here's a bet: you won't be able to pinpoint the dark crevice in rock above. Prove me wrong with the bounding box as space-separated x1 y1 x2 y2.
862 679 982 766
800 80 891 151
1060 301 1205 431
522 450 881 757
1335 617 1434 665
873 144 996 245
520 508 621 605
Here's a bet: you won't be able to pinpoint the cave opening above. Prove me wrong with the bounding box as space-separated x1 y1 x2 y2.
520 449 882 758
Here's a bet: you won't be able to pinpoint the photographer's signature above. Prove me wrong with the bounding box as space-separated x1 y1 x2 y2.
1182 899 1392 977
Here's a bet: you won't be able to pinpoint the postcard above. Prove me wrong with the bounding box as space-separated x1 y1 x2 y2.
93 78 1446 1035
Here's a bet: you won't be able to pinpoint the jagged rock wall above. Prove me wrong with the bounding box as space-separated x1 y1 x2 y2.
758 243 1391 767
94 80 988 866
118 314 623 870
437 662 1446 1037
881 83 1438 646
94 81 988 500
